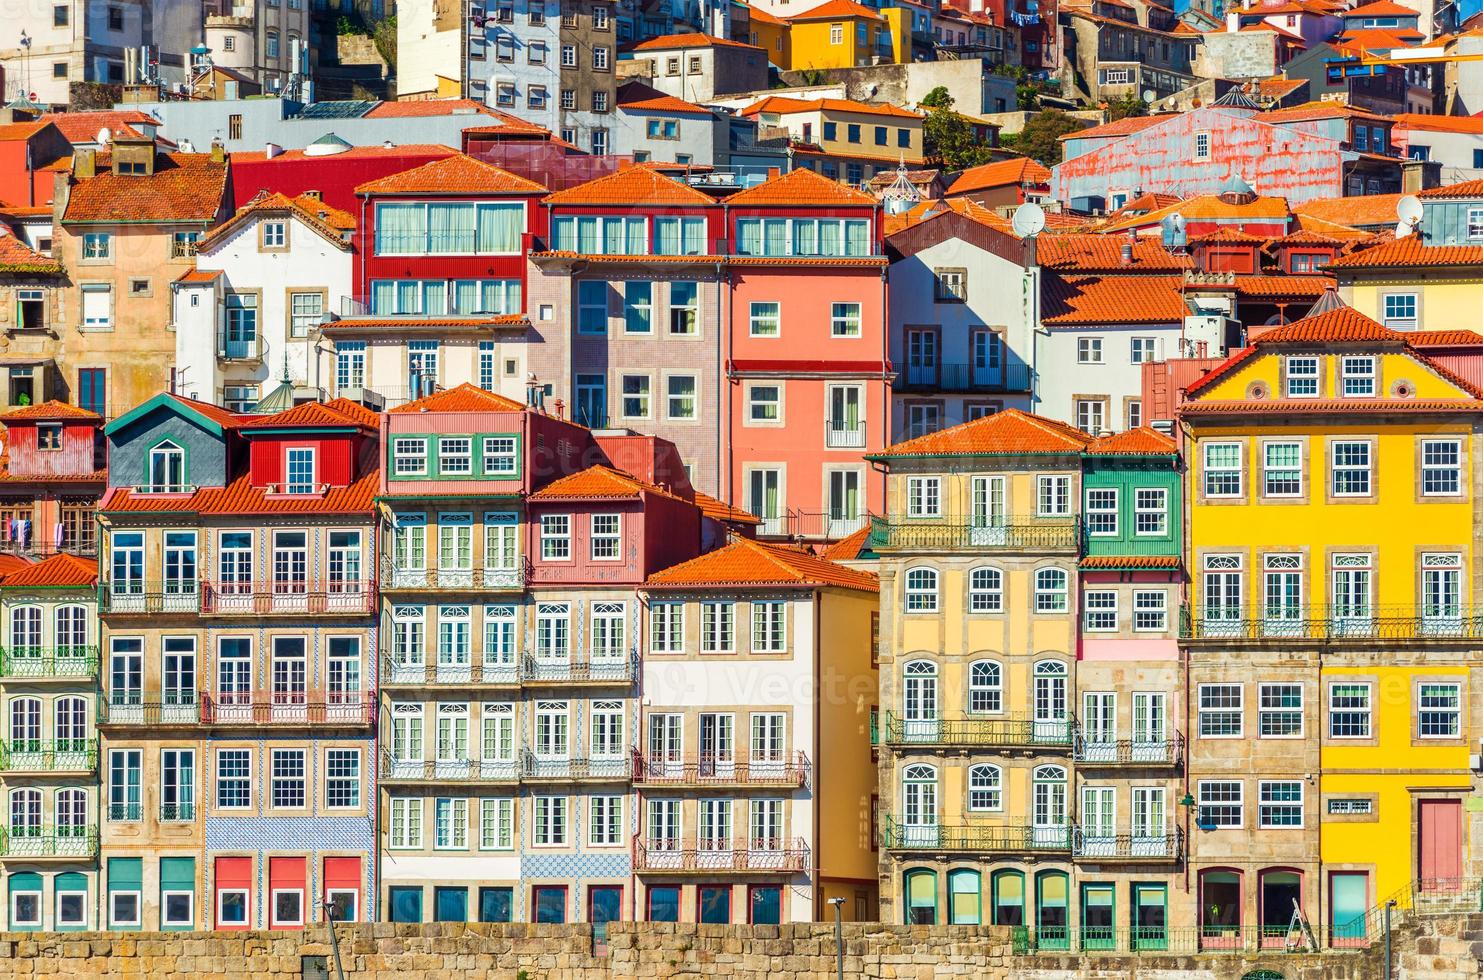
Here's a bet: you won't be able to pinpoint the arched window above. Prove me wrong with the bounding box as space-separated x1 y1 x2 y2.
8 788 40 836
901 763 938 828
8 698 39 748
55 697 87 749
54 605 88 657
968 660 1002 714
904 567 938 613
902 660 938 723
1031 765 1067 847
903 868 937 925
1034 567 1068 613
8 607 40 658
967 763 1001 811
1200 868 1243 948
1034 870 1070 949
1033 661 1068 724
991 870 1025 926
968 567 1003 613
948 868 981 925
148 440 186 492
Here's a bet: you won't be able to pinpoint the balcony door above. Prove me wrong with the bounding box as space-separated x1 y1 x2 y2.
969 476 1006 546
747 469 783 536
698 712 734 779
906 329 937 386
972 330 1003 387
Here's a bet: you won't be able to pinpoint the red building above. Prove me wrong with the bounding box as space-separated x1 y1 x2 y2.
0 121 71 209
228 144 456 217
0 401 105 557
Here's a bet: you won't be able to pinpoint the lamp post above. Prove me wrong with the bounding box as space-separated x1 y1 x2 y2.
18 31 32 104
828 896 846 980
323 898 347 980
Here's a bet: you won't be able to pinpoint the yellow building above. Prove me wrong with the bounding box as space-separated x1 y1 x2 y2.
738 95 925 184
786 0 902 69
1180 300 1483 947
740 2 793 69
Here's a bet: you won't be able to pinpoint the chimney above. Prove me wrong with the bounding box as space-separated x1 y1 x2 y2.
210 136 226 164
1401 158 1441 194
72 148 97 180
1120 239 1134 266
264 141 283 159
767 167 780 179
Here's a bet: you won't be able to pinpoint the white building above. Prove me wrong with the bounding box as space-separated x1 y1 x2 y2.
1393 114 1483 183
172 190 354 411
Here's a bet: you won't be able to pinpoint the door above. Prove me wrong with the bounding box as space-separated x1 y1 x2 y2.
78 368 106 417
1079 786 1114 856
1080 883 1115 950
588 886 622 946
748 469 783 535
1132 787 1167 856
827 385 863 448
699 712 734 779
1081 693 1116 762
969 476 1006 546
1329 872 1369 947
972 330 1003 387
648 714 682 780
1132 692 1167 762
1419 799 1464 891
575 374 607 428
1031 768 1067 848
906 329 937 385
828 470 863 535
902 664 939 741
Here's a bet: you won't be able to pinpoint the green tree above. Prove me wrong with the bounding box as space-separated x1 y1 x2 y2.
1104 94 1147 122
372 15 397 74
1003 110 1086 166
920 86 993 169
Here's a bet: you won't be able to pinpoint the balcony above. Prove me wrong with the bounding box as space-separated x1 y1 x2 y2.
0 648 98 680
1073 734 1183 767
880 817 1072 853
631 751 811 789
825 419 867 449
519 654 637 685
1072 827 1184 862
217 330 264 363
98 698 201 727
1180 604 1483 642
868 516 1080 553
381 659 520 687
159 802 195 823
896 361 1032 394
99 585 201 615
0 829 97 859
632 837 811 873
0 740 97 773
878 711 1075 749
379 751 518 784
198 692 374 726
200 581 376 616
519 750 631 781
380 561 529 592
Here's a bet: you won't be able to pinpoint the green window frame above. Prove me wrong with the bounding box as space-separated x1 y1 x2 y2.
947 868 980 924
107 856 143 930
160 856 196 930
1035 870 1069 950
991 870 1025 926
1079 882 1115 950
8 871 42 931
903 867 936 925
1131 882 1168 950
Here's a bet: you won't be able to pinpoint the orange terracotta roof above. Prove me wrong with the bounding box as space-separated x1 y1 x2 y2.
1254 305 1405 343
321 315 529 331
363 99 532 126
618 93 713 115
389 382 526 414
0 122 54 142
322 397 382 428
0 232 61 274
644 536 878 592
1181 398 1483 415
1190 226 1269 244
788 0 884 19
529 465 681 502
1086 427 1178 455
164 394 249 430
1256 77 1307 99
1042 275 1189 325
1096 193 1290 233
690 489 762 525
230 144 457 164
1344 0 1418 15
1292 192 1404 228
745 2 788 24
1326 234 1483 269
1231 274 1336 297
1034 234 1192 272
632 31 764 50
355 153 547 196
1336 26 1424 49
739 96 923 119
1395 114 1483 135
1410 330 1483 346
1260 100 1393 124
725 166 878 207
1059 115 1166 142
871 408 1092 458
1 400 100 422
39 110 161 144
0 552 97 589
543 166 716 207
945 157 1051 196
61 153 228 224
1106 192 1183 218
103 471 379 516
1420 179 1483 198
822 524 871 561
198 191 356 251
1284 216 1373 240
238 401 374 430
1079 554 1182 569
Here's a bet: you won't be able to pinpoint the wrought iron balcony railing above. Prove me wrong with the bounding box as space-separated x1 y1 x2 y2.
518 750 631 781
0 648 98 679
1181 604 1483 641
0 828 98 858
159 802 195 822
630 751 810 788
519 654 637 685
99 585 201 615
824 419 867 449
896 361 1032 393
0 739 97 772
200 581 376 615
199 692 374 726
98 698 200 726
878 711 1076 748
381 659 520 687
1072 733 1184 767
880 817 1072 852
869 516 1080 552
1071 827 1184 861
380 560 529 592
632 837 810 873
378 750 519 783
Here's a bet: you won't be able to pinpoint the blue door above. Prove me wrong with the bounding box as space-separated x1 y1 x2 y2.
389 886 422 923
434 887 467 922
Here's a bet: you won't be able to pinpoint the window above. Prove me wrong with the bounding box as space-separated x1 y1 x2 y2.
437 437 472 477
1085 488 1117 536
968 765 1002 811
1258 781 1303 827
392 438 427 477
81 284 111 329
540 515 570 560
284 448 315 494
482 436 517 477
1083 589 1120 635
82 233 112 260
390 798 422 848
1422 440 1462 495
1328 798 1373 815
1034 568 1068 613
36 423 61 451
590 515 621 560
528 85 548 108
1286 356 1319 397
335 341 365 392
621 375 650 419
749 301 780 337
480 799 514 849
968 661 1002 713
326 750 360 808
734 218 870 258
1199 684 1242 737
830 303 861 337
1037 476 1070 516
1134 488 1167 535
670 282 698 334
288 292 322 338
907 477 941 517
934 269 966 302
701 601 735 652
434 798 468 849
748 385 779 423
589 796 622 846
1258 684 1303 737
904 568 938 613
752 601 786 652
216 750 251 808
270 749 305 808
653 217 704 254
1077 338 1103 364
1419 683 1461 737
1328 683 1371 738
666 375 696 420
1470 208 1483 241
969 568 1002 613
830 23 843 43
593 46 609 71
1382 293 1417 329
1263 442 1302 496
534 796 567 845
262 221 286 248
1130 337 1159 363
1197 780 1241 827
650 603 683 653
1194 130 1211 159
148 440 187 492
561 44 577 66
1204 442 1241 497
592 91 609 113
1331 441 1371 496
1341 356 1376 396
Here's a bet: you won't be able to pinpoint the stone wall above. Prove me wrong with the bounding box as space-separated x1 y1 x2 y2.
0 919 1460 979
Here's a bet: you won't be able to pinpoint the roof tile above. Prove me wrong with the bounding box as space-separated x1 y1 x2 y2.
644 537 878 592
1086 427 1178 455
62 153 228 224
1326 233 1483 269
0 232 62 274
1080 554 1182 569
238 401 374 430
632 31 764 50
725 166 878 207
872 408 1092 458
103 471 378 516
355 153 547 195
0 552 98 588
945 157 1051 196
1 400 100 422
788 0 884 19
529 465 682 502
388 382 526 414
543 166 716 207
1042 275 1189 325
1034 234 1192 272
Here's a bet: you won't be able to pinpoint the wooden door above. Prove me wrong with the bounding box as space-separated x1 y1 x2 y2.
1418 798 1463 886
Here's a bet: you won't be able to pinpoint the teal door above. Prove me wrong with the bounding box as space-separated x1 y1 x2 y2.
389 886 422 923
1080 883 1115 950
1132 883 1168 950
1330 873 1369 947
434 887 467 922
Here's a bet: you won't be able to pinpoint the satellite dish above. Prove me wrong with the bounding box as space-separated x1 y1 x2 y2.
1011 202 1046 238
96 126 112 146
1142 89 1156 104
1396 195 1423 224
1171 213 1186 232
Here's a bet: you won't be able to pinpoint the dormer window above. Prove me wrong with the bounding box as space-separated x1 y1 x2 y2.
148 440 187 492
261 221 287 249
36 424 61 450
285 448 316 494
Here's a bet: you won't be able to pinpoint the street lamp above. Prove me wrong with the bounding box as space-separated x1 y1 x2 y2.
828 896 846 980
322 898 348 980
18 31 31 105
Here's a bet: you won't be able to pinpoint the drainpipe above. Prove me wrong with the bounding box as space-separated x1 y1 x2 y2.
721 202 733 507
812 591 823 920
715 256 726 501
878 260 888 507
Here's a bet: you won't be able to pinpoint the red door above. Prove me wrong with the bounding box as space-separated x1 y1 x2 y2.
1418 799 1463 888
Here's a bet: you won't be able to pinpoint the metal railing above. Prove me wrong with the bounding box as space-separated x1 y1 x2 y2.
106 803 142 821
869 516 1080 552
1181 604 1483 640
217 330 264 362
756 510 871 541
200 581 376 615
1071 827 1184 861
825 419 867 449
379 750 519 783
1072 733 1183 766
159 802 195 822
381 659 520 686
99 586 201 614
518 750 631 781
0 828 98 858
0 648 98 679
632 837 810 873
631 751 810 788
897 362 1032 393
199 692 375 726
98 698 201 726
380 560 529 592
0 739 97 772
519 654 637 685
879 711 1076 748
880 817 1072 852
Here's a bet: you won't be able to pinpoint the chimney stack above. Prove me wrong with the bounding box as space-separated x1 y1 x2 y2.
72 148 96 180
1120 240 1133 266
